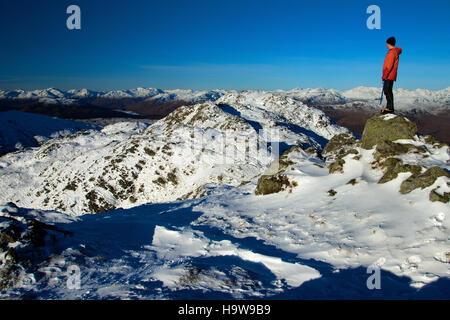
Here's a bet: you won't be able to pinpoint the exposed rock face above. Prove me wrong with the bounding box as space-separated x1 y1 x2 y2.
429 187 449 203
400 166 450 195
255 146 300 195
322 133 357 156
322 133 359 174
378 158 422 184
361 114 418 149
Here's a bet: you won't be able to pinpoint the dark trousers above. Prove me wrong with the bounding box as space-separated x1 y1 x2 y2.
383 79 394 111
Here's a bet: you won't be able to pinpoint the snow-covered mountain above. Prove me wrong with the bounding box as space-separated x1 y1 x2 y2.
284 87 347 104
216 90 346 140
0 87 228 105
66 88 102 99
0 92 346 216
0 111 448 299
276 86 450 113
0 110 100 156
1 86 448 114
339 87 450 113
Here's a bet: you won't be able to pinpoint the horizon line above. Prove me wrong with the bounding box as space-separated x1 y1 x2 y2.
2 85 450 94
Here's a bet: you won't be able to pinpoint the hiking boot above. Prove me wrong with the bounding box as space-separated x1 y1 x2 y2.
381 108 395 114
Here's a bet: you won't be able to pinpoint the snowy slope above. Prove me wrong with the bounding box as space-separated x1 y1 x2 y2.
0 127 448 299
0 93 345 216
216 90 347 140
0 111 100 155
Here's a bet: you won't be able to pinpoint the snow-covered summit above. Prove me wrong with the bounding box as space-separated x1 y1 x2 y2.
0 92 347 216
0 87 227 104
285 87 347 104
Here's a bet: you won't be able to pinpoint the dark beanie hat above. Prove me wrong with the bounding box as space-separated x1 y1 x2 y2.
386 37 396 46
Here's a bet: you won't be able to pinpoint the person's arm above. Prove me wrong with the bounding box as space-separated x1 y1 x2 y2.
382 51 395 80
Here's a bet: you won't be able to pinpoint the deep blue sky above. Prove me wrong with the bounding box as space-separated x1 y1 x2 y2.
0 0 449 91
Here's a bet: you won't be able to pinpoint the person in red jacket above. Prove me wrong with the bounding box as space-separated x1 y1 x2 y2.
381 37 402 114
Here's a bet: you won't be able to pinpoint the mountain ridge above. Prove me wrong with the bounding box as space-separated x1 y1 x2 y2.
1 86 449 113
0 92 347 216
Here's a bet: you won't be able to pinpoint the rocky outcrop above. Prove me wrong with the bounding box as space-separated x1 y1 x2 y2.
378 158 422 184
255 174 293 196
255 147 300 195
321 133 359 174
360 114 418 149
400 166 450 195
429 187 449 203
257 113 450 203
322 133 357 156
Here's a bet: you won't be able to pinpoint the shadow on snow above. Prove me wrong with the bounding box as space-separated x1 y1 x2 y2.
47 200 450 300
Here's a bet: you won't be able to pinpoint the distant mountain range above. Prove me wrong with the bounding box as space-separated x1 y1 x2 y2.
0 87 227 105
1 86 449 113
1 86 449 146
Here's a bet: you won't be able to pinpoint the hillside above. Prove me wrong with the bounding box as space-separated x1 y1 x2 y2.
0 92 346 216
0 110 100 156
0 112 448 299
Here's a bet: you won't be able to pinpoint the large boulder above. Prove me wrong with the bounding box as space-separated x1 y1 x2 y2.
400 166 449 194
255 174 292 195
429 187 449 203
361 114 418 150
322 133 357 156
378 158 422 184
255 146 300 195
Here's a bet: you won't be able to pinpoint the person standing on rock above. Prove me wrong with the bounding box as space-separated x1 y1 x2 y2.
381 37 402 114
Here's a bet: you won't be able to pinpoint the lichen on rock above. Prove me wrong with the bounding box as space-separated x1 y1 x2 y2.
429 187 449 203
328 159 346 174
322 133 357 156
255 174 292 195
361 114 418 150
400 166 450 194
255 146 301 195
378 158 422 184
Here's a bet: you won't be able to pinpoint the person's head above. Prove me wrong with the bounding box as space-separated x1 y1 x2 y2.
386 36 396 49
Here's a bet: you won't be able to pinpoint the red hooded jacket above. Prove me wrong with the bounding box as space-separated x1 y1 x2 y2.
382 47 402 81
